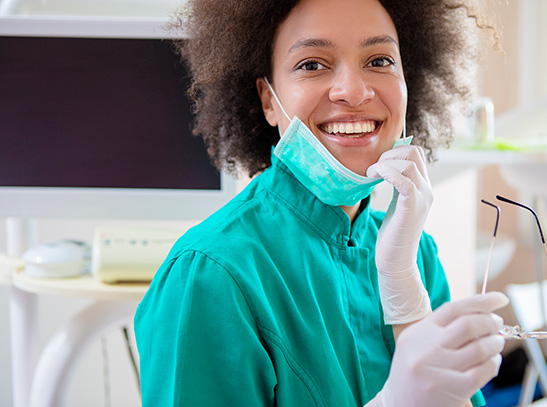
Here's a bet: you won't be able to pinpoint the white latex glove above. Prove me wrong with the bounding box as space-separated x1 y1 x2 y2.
367 292 509 407
366 145 433 324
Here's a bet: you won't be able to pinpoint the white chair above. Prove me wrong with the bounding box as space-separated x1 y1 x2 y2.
506 282 547 406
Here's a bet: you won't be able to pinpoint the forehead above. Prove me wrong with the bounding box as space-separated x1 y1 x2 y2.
274 0 399 55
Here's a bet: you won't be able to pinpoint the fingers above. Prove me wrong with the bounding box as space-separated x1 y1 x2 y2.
368 160 431 199
446 335 505 372
385 293 508 405
430 292 510 327
440 313 504 349
379 144 427 167
436 303 505 373
434 354 503 400
366 146 432 206
368 145 429 182
461 353 503 391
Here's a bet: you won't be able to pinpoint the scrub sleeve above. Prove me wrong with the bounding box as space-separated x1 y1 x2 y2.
135 154 484 407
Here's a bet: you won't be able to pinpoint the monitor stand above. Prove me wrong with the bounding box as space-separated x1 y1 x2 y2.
7 217 38 407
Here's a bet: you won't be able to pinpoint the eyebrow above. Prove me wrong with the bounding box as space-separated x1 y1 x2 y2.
287 35 399 55
361 35 399 49
287 38 334 55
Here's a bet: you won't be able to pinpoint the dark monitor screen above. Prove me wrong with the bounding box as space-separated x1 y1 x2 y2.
0 36 220 191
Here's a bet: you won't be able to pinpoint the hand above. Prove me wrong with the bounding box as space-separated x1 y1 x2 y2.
367 145 432 274
369 292 509 407
366 145 433 324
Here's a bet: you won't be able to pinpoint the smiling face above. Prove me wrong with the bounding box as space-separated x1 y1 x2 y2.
258 0 407 176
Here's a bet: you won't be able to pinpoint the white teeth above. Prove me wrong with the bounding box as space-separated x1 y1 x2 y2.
322 121 377 135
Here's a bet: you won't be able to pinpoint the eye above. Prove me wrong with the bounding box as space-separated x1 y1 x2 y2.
368 56 395 68
296 59 327 71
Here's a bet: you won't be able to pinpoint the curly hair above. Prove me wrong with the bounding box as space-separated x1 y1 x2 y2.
173 0 496 177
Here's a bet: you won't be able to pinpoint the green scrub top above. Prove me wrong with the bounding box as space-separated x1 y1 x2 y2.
134 154 484 407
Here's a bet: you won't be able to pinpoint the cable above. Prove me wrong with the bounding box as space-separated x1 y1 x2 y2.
123 326 141 397
101 337 111 407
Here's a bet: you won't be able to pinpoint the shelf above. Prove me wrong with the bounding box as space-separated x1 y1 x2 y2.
438 147 547 166
12 269 149 301
428 146 547 186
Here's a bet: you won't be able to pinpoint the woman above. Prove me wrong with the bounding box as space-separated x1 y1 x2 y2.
135 0 507 406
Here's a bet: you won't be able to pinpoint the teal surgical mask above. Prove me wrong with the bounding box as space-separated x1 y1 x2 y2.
265 78 412 207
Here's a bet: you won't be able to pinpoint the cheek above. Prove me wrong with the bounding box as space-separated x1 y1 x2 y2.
382 78 407 124
280 83 323 123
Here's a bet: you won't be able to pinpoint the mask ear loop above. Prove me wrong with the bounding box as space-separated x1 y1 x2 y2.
402 117 412 142
263 77 292 122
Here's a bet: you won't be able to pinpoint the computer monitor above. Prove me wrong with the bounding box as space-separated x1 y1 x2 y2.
0 14 237 221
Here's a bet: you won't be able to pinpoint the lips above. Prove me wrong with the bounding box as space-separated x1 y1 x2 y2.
319 120 378 138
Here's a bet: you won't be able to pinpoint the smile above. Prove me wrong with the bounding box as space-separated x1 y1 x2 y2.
320 120 378 138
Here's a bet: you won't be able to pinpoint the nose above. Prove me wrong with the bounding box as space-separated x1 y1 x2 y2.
328 67 375 107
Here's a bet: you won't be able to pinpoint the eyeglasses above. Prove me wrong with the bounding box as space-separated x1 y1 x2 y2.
481 195 547 340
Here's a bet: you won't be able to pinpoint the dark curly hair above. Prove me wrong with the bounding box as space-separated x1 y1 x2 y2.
173 0 497 177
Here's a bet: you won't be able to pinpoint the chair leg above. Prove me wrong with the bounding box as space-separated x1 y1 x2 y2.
519 362 538 406
520 338 547 407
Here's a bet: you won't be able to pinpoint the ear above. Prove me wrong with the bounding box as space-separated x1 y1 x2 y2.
256 77 278 127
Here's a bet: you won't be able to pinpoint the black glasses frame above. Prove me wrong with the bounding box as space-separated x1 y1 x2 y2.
481 196 547 339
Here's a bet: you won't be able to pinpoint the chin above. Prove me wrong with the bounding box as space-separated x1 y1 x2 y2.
343 161 372 177
340 152 381 176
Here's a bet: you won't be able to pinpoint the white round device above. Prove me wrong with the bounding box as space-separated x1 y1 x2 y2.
22 240 91 278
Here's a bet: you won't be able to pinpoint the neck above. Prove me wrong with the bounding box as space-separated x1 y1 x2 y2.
340 203 361 223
